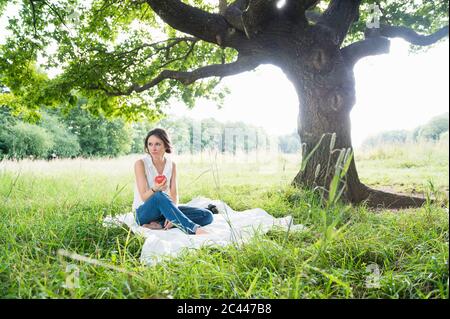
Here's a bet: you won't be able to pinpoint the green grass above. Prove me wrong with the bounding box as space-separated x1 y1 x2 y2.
0 143 448 299
356 140 449 194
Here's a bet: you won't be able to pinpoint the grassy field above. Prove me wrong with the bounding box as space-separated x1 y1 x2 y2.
0 141 448 298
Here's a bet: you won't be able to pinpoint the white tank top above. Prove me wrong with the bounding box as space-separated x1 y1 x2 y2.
132 155 173 211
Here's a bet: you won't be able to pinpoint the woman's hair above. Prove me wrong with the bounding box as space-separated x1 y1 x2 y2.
144 128 172 154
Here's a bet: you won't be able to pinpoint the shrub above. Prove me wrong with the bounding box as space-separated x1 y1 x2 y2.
39 113 81 158
62 105 132 157
5 122 53 159
416 113 449 141
0 106 17 158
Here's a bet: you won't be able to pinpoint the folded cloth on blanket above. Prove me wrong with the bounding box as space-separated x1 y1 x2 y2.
103 197 306 265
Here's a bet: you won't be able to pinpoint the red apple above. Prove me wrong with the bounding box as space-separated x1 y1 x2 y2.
154 175 166 184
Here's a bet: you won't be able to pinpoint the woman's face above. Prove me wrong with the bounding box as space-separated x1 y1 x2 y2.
146 135 166 157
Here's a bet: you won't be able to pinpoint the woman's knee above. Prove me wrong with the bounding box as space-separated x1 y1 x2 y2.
153 191 169 202
152 191 163 198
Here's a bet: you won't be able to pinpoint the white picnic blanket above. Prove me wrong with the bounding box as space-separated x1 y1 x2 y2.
103 197 306 265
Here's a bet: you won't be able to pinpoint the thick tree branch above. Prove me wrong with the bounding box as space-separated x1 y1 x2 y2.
279 0 320 22
219 0 228 15
241 0 279 38
145 0 229 45
222 0 318 37
305 10 321 24
223 0 249 33
100 55 259 96
305 0 321 10
373 24 449 46
228 0 249 12
319 0 362 46
341 37 390 67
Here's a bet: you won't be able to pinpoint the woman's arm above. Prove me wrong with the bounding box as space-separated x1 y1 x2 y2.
134 159 156 202
169 162 178 205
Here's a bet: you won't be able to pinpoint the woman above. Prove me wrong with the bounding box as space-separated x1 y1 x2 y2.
133 128 212 235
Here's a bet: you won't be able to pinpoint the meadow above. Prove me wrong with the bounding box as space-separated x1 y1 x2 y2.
0 140 448 298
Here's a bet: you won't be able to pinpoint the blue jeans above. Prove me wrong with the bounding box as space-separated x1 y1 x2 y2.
135 191 213 234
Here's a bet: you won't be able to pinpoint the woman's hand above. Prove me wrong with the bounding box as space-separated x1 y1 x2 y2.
153 179 168 192
163 219 174 230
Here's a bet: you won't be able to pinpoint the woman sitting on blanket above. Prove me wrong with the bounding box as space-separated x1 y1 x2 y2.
133 128 212 235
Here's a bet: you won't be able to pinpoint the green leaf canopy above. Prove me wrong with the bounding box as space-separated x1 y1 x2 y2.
0 0 448 120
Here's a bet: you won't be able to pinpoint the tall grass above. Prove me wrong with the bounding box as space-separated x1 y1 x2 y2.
0 145 448 299
356 140 449 194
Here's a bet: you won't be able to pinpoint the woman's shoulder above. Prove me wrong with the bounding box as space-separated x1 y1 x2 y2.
134 157 145 168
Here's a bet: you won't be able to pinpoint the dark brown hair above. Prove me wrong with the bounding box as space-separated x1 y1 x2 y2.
144 128 172 154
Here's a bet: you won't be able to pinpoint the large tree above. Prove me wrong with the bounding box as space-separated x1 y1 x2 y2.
0 0 448 208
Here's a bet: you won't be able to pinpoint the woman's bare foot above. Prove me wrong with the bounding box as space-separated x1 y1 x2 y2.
142 221 163 230
195 227 208 235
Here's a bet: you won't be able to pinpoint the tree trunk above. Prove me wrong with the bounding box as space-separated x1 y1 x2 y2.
279 42 427 209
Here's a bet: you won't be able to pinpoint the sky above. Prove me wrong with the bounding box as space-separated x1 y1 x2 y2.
1 3 449 148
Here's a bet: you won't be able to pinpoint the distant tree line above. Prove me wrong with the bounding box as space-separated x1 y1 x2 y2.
361 112 449 148
274 112 450 154
0 104 132 160
277 132 301 154
0 103 274 160
131 117 274 155
2 103 446 160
